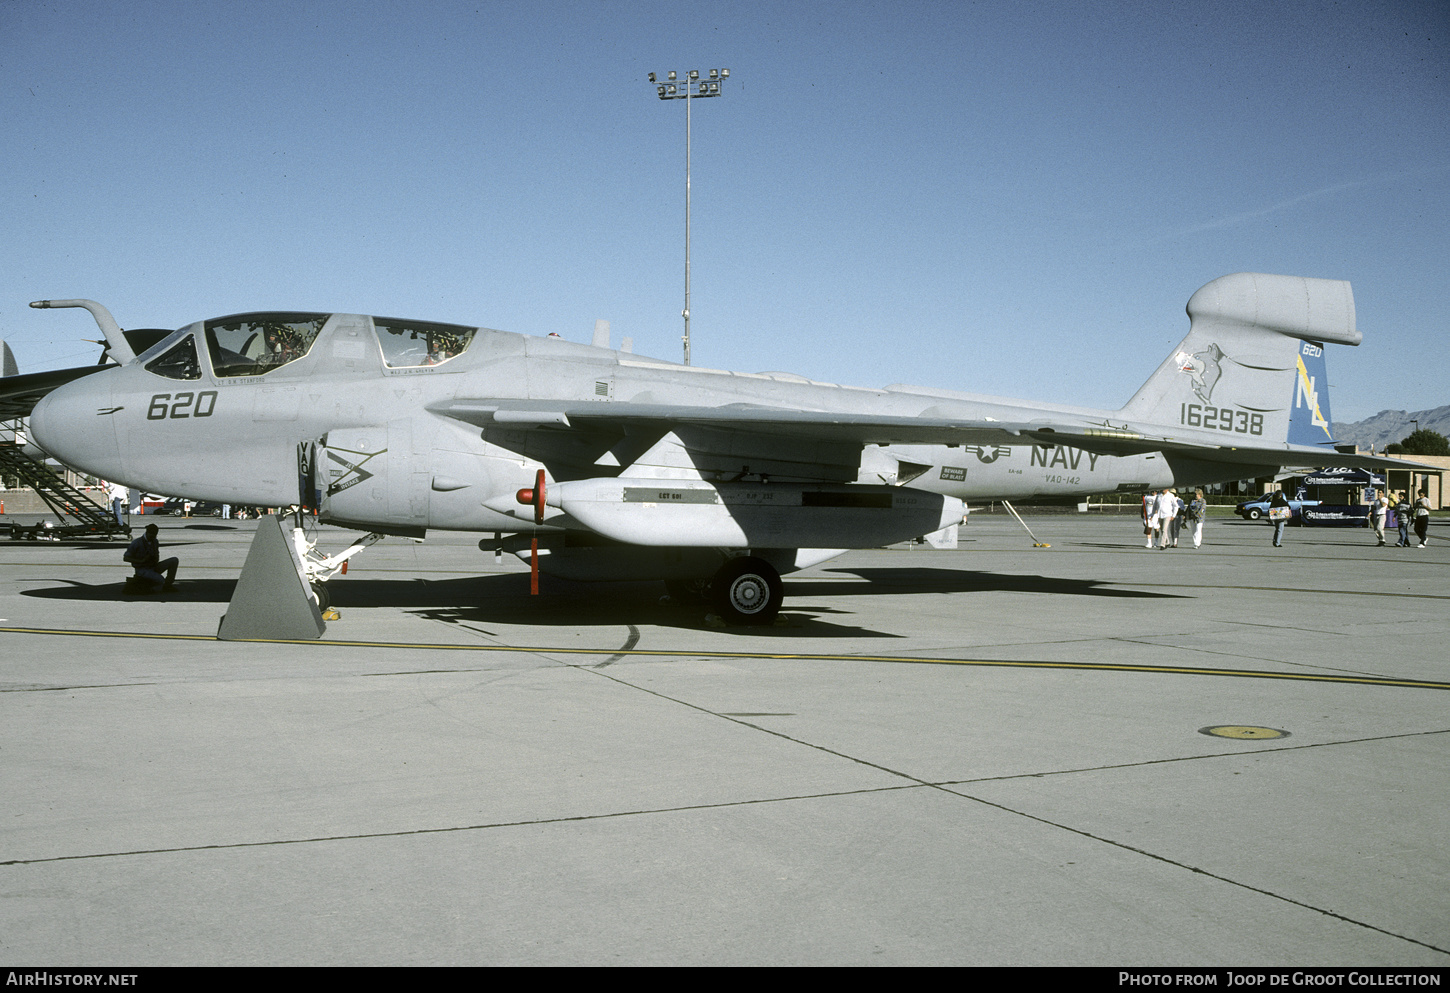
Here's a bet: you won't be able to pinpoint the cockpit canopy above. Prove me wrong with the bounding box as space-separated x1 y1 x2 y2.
138 312 483 381
374 318 478 368
205 312 329 378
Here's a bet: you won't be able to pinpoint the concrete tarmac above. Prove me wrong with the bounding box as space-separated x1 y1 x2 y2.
1 512 1446 966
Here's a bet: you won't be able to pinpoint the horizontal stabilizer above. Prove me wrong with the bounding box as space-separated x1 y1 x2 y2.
1186 272 1359 345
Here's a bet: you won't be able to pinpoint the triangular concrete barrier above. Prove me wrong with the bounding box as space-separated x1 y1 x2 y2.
218 515 326 641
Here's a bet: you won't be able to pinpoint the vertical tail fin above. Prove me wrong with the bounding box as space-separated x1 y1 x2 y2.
1119 273 1356 448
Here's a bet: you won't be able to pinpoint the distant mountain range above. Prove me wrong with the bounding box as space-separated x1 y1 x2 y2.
1332 405 1450 451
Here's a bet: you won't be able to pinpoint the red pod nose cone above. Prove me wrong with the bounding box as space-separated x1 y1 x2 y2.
516 470 546 523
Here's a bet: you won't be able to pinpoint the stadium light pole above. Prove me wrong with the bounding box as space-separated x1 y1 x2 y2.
1409 421 1422 494
648 68 729 366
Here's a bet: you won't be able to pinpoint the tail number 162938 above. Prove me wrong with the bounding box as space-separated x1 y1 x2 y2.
1181 403 1262 435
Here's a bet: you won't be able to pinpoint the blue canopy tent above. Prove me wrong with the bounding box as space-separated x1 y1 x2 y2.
1302 468 1386 488
1298 468 1384 526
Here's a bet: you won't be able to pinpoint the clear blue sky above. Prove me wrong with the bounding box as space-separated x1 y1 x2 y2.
3 0 1446 423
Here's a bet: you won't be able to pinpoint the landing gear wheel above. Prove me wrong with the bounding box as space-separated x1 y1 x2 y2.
712 557 783 626
310 582 330 612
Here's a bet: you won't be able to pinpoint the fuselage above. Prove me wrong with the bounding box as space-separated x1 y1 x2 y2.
30 310 1197 530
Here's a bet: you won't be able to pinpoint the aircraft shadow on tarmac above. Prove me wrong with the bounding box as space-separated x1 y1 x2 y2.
3 538 133 549
811 567 1186 599
21 578 240 604
22 567 1183 638
20 574 899 638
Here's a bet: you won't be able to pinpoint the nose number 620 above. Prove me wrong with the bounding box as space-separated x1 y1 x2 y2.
147 391 218 420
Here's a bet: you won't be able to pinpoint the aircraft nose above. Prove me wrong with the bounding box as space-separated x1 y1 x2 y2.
29 373 122 480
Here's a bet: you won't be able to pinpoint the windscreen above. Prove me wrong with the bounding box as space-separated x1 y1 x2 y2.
143 334 202 381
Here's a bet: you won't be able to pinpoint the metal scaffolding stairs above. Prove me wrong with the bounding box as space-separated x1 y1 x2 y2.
0 438 131 540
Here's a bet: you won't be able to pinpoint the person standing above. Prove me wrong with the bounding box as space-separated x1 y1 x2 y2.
1394 491 1413 547
1413 490 1432 547
1162 489 1179 548
1188 489 1207 548
1153 488 1172 548
1142 491 1156 548
1269 490 1292 547
1168 489 1185 547
1371 490 1388 546
105 480 128 529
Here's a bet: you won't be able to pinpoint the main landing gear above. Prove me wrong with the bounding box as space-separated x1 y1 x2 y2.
711 556 783 626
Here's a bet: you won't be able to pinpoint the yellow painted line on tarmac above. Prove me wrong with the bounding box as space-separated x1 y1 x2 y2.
1 626 217 642
1127 582 1450 601
3 626 1449 692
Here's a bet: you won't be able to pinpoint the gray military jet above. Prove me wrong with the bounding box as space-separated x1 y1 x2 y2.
15 272 1398 623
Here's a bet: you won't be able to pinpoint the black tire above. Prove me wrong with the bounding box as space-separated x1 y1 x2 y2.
712 557 783 626
1247 508 1262 520
311 583 331 612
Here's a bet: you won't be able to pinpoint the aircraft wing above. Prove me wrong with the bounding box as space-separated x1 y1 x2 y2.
1020 426 1439 472
430 399 1043 447
0 364 111 422
433 400 1434 475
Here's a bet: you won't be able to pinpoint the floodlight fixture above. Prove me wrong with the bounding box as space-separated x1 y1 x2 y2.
646 68 732 364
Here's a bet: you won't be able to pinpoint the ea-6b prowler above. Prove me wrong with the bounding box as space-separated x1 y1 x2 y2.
20 272 1393 623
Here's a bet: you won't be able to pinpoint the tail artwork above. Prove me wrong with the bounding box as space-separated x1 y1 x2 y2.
1288 338 1335 447
1120 272 1355 452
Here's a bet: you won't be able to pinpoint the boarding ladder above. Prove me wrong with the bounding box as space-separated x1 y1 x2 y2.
0 433 130 540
